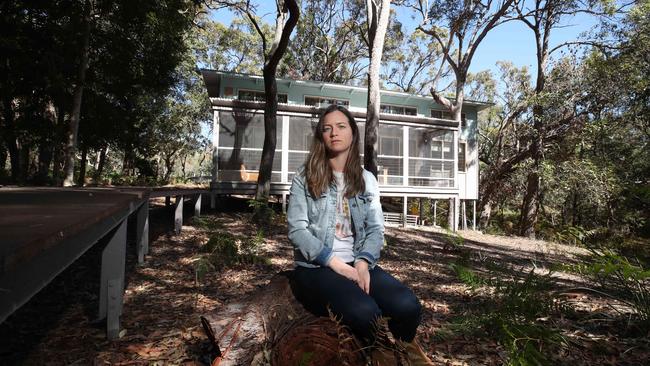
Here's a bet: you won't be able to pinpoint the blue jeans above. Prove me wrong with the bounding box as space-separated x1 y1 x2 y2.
292 265 422 343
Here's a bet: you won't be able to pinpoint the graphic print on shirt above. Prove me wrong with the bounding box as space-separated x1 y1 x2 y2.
335 189 354 239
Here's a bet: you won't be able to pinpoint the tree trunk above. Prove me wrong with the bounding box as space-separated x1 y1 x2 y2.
164 154 175 183
519 153 540 238
200 272 366 366
62 0 92 186
255 0 299 201
19 145 29 183
519 106 543 238
2 97 20 182
180 153 187 180
0 142 6 173
77 146 88 186
36 143 53 185
479 200 492 229
364 0 391 178
93 145 107 182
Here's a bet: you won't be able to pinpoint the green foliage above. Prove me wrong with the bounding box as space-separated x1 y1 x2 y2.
538 224 590 246
241 229 265 256
569 250 650 331
194 256 214 284
191 216 223 232
450 263 485 289
249 199 276 229
443 228 465 250
197 230 270 275
0 0 200 184
448 262 566 365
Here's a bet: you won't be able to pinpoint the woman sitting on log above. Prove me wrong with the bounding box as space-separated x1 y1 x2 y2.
287 105 434 365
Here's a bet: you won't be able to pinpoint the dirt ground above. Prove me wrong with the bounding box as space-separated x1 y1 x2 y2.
1 197 647 365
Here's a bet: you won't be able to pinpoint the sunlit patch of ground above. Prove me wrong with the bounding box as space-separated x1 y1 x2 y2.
1 201 648 365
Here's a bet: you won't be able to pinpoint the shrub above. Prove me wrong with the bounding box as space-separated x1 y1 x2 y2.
570 249 650 332
196 230 270 275
449 263 567 365
249 198 275 228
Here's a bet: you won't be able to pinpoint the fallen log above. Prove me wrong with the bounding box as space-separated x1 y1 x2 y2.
200 271 367 366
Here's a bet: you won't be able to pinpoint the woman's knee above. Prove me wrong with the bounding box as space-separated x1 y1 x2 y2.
391 289 422 320
340 299 381 330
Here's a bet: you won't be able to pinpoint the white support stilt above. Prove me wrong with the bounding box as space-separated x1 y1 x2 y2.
462 200 467 230
418 198 424 226
433 200 437 227
473 200 477 231
449 197 460 231
282 193 287 214
194 194 202 217
174 195 184 234
454 197 460 232
402 195 408 228
136 201 149 264
98 219 127 340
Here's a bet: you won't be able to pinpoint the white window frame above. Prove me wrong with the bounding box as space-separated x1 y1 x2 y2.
238 88 287 103
303 95 349 107
431 109 467 128
380 103 417 116
458 141 467 172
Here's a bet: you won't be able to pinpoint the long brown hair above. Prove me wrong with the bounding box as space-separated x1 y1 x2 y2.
305 104 365 198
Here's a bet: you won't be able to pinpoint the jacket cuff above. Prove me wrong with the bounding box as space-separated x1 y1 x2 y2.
355 252 377 266
314 246 333 266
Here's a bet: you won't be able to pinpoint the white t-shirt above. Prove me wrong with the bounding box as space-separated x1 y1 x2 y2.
331 171 354 262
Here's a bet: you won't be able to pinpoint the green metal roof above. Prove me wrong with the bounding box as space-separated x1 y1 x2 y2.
201 69 493 111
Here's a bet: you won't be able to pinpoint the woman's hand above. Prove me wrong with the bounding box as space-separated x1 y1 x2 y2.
328 257 360 284
355 260 370 294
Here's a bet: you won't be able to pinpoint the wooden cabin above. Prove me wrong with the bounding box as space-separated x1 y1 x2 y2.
201 70 489 230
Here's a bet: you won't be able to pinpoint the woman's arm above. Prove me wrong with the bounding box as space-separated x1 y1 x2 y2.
287 174 333 266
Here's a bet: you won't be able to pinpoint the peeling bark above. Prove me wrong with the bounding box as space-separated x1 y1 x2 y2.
364 0 391 177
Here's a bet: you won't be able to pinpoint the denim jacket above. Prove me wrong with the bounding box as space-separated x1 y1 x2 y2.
287 167 385 269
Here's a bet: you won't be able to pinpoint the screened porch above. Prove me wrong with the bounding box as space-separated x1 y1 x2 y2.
214 108 458 191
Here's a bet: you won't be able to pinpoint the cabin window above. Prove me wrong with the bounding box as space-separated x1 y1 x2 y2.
304 96 349 107
217 111 282 182
238 89 287 103
380 104 417 116
431 109 466 128
408 128 455 187
458 142 466 172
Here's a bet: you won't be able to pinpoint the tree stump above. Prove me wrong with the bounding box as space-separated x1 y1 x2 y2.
200 271 366 366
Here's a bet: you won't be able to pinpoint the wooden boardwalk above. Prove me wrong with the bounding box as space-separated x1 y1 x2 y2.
0 186 210 339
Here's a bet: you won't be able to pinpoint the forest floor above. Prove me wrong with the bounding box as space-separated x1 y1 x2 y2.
1 197 648 365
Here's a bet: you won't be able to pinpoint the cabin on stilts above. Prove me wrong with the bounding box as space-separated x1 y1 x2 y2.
201 70 489 231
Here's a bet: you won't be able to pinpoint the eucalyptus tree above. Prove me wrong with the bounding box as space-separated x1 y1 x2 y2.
195 16 267 73
364 0 392 177
475 62 534 228
383 29 448 94
214 0 299 200
62 0 93 186
513 0 628 237
577 0 650 237
410 0 516 229
283 0 369 83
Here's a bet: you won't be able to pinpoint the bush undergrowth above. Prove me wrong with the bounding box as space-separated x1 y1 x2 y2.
194 229 270 284
446 262 567 365
566 249 650 333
